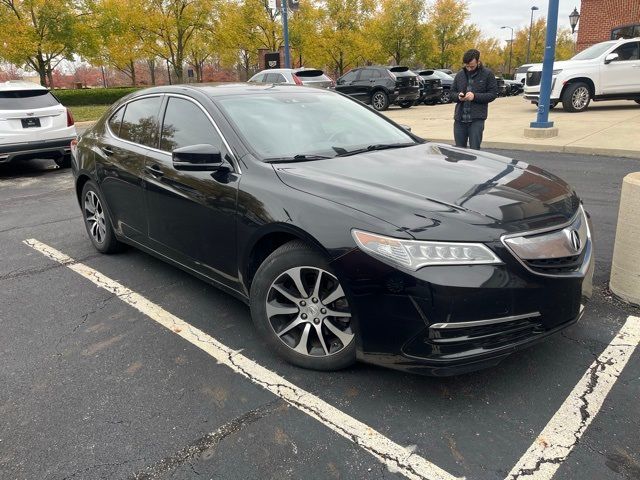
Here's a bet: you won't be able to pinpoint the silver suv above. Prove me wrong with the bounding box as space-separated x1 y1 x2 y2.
0 81 77 167
248 68 334 89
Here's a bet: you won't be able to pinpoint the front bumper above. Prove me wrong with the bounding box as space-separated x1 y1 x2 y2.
0 137 76 163
331 231 594 376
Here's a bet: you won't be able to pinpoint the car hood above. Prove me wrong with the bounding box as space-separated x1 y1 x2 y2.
528 59 595 72
274 143 580 242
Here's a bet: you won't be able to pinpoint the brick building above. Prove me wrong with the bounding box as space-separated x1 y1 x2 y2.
576 0 640 51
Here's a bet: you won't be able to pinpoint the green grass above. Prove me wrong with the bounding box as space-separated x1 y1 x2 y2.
70 104 110 122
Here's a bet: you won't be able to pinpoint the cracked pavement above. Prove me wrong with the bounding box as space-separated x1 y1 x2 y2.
1 154 639 480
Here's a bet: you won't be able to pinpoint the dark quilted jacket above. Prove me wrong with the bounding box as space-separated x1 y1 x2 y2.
450 66 498 121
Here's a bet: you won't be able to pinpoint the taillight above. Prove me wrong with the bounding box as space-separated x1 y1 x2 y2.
66 108 75 127
70 138 78 160
292 74 303 85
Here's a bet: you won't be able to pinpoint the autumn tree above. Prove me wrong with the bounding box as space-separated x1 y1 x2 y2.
0 0 80 86
371 0 425 66
425 0 479 69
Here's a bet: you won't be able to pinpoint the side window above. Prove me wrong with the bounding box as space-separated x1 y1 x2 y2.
340 70 358 83
160 97 223 153
266 73 286 83
119 97 162 148
612 42 639 61
359 69 372 81
108 106 125 137
250 73 266 83
370 69 382 79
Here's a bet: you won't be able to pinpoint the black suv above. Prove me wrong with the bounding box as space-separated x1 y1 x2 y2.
335 66 420 111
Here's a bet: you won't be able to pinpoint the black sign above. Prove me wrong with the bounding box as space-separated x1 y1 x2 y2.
187 68 194 78
264 52 280 69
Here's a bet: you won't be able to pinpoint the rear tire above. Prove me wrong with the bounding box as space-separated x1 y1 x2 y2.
399 101 412 109
371 91 389 111
562 82 591 112
250 241 356 371
81 180 122 254
440 90 451 103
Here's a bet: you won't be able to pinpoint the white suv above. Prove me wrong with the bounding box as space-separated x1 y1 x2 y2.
0 81 77 167
524 38 640 112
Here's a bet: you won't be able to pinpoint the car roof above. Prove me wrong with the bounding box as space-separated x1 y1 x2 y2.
126 83 333 99
0 81 48 92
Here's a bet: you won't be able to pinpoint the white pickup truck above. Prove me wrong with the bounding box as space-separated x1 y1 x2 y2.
524 37 640 112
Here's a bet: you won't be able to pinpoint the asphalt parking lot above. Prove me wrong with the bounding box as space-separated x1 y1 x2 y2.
1 150 640 480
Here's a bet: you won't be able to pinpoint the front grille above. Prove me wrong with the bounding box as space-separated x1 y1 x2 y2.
525 254 584 274
526 71 541 86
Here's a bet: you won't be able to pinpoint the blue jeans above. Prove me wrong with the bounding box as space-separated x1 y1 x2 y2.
454 120 485 150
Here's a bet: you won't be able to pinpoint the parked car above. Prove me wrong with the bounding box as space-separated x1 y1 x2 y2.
335 66 420 111
418 69 454 103
0 81 76 167
524 38 640 112
413 70 443 105
248 68 334 89
496 76 508 97
504 79 524 96
73 83 593 376
514 64 534 84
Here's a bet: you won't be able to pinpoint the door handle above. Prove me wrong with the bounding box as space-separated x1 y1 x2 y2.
145 164 164 177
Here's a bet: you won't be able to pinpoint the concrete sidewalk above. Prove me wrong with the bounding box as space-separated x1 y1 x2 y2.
384 96 640 159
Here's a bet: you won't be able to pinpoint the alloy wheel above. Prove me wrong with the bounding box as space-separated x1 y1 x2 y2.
372 92 386 110
440 90 451 103
84 190 107 244
266 266 354 357
572 86 589 110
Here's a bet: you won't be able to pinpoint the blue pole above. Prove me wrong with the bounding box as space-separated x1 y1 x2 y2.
531 0 559 128
282 0 291 68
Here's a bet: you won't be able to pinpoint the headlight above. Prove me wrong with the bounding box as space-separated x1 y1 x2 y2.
351 230 502 270
552 69 563 75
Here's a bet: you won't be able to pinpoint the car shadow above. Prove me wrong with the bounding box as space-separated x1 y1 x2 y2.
0 158 64 179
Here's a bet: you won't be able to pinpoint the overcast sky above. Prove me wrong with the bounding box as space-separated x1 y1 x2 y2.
467 0 580 44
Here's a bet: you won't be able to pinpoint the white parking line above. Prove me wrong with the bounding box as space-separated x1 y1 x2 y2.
506 315 640 480
24 238 461 480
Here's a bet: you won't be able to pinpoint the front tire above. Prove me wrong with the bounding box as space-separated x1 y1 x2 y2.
562 82 591 112
371 91 389 111
81 180 122 254
399 101 412 109
250 241 356 371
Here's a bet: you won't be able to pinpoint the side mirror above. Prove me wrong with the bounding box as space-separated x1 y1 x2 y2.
604 53 619 64
172 144 224 171
399 124 412 132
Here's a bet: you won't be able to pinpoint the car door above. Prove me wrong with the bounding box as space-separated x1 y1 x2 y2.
335 70 360 97
353 69 375 102
143 95 240 288
601 41 640 94
98 95 163 244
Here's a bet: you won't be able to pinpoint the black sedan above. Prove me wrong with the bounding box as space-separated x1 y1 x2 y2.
72 84 593 376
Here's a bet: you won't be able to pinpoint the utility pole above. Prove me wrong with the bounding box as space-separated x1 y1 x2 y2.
282 0 291 68
501 26 514 76
530 0 559 129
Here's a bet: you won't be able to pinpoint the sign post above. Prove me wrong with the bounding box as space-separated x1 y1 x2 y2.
530 0 559 129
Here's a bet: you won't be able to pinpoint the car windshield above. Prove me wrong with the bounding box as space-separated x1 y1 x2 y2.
571 41 617 60
215 92 417 161
0 90 59 109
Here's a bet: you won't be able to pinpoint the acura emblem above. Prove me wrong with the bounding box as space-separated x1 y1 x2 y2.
570 229 581 252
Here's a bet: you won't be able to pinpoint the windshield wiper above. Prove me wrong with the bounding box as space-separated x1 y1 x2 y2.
264 154 334 163
334 142 416 157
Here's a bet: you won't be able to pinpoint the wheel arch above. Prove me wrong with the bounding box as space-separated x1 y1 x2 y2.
75 174 92 206
242 223 331 293
560 77 595 98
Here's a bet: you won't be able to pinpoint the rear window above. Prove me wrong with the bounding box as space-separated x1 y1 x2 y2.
515 66 532 74
388 66 414 77
0 90 60 109
294 70 327 79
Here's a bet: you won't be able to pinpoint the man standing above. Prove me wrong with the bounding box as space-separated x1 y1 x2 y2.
451 49 498 150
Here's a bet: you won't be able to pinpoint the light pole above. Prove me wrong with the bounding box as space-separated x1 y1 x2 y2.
569 7 580 52
501 26 514 77
526 6 539 63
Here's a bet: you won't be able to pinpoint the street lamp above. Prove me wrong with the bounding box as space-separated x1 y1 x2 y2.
526 6 539 63
501 26 514 77
569 7 580 34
